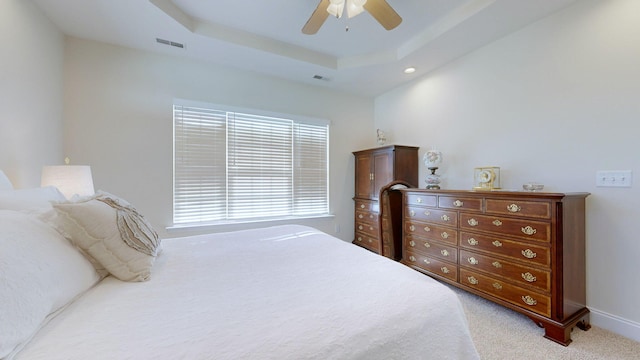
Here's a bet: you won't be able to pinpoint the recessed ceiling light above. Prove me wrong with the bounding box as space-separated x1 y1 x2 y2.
404 67 416 74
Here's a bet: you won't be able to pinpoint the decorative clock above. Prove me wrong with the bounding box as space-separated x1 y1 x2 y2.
473 167 500 190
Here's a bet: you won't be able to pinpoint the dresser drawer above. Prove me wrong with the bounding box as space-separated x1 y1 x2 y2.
355 199 379 213
354 232 380 251
459 232 550 267
406 235 458 263
404 220 458 245
460 213 550 242
404 251 457 282
356 209 378 224
460 269 551 317
405 206 457 227
405 193 437 207
486 198 551 219
438 196 483 211
459 250 550 292
356 220 378 238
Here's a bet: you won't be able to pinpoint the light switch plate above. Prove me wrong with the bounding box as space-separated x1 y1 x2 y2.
596 170 632 187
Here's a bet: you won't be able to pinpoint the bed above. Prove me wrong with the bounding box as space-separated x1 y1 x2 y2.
0 185 479 360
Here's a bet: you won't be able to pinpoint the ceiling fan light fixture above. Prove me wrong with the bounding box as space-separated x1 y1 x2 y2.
346 0 367 18
327 0 345 18
327 0 367 19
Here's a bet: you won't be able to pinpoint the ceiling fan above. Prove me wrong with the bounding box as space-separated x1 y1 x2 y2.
302 0 402 35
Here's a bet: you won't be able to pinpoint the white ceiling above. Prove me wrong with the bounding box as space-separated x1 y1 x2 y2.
32 0 580 97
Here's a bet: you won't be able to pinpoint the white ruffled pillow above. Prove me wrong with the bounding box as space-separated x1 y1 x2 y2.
0 210 101 359
51 191 161 282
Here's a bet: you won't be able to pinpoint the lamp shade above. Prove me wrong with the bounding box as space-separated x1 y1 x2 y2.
423 149 443 169
0 170 13 190
41 165 95 199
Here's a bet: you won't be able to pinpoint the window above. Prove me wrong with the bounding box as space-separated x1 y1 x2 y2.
173 101 329 226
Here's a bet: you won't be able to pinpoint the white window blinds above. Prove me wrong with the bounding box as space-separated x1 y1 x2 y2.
173 103 329 225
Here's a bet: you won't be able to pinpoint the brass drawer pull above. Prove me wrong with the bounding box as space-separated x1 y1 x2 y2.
409 256 416 262
368 239 373 243
358 214 363 219
423 242 431 248
423 259 431 264
492 219 502 226
522 249 537 259
521 226 537 236
507 204 521 213
369 214 374 219
416 197 422 203
441 214 450 221
492 240 503 247
467 238 478 246
440 232 450 239
410 210 415 217
424 226 431 232
357 236 363 242
440 267 450 274
453 200 464 207
424 211 431 216
468 257 478 265
409 225 415 231
358 225 363 230
493 283 503 290
468 218 478 226
441 249 449 257
467 276 478 285
360 204 365 209
492 261 502 268
522 272 537 282
521 295 538 306
409 241 416 247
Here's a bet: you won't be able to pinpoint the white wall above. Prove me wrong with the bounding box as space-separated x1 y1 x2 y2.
63 38 374 241
375 0 640 341
0 0 64 187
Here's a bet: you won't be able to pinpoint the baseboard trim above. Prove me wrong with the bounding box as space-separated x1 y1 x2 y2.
590 307 640 342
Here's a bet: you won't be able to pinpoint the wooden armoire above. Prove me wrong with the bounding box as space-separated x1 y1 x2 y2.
352 145 418 258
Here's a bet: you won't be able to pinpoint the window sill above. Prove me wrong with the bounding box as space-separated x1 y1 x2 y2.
166 214 335 233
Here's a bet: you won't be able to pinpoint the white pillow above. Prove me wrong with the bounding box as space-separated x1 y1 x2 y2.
0 210 101 359
51 191 161 282
0 186 66 214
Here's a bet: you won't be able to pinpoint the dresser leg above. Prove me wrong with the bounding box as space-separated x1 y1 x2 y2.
543 324 573 346
538 309 591 346
576 315 591 331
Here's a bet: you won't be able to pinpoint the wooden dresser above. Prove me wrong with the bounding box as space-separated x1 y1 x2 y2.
352 145 418 258
399 189 590 346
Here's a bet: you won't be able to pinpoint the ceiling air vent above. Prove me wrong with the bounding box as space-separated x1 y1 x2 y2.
156 38 184 49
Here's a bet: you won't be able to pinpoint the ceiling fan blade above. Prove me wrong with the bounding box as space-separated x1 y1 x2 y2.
302 0 331 35
363 0 402 30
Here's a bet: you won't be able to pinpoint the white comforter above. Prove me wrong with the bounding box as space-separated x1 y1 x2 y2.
17 225 479 359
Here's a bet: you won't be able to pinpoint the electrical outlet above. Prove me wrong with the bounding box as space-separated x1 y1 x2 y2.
596 170 632 187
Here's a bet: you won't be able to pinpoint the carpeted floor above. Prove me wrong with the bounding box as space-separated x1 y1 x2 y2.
450 285 640 360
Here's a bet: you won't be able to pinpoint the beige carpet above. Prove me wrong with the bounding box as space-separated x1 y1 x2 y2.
449 285 640 360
